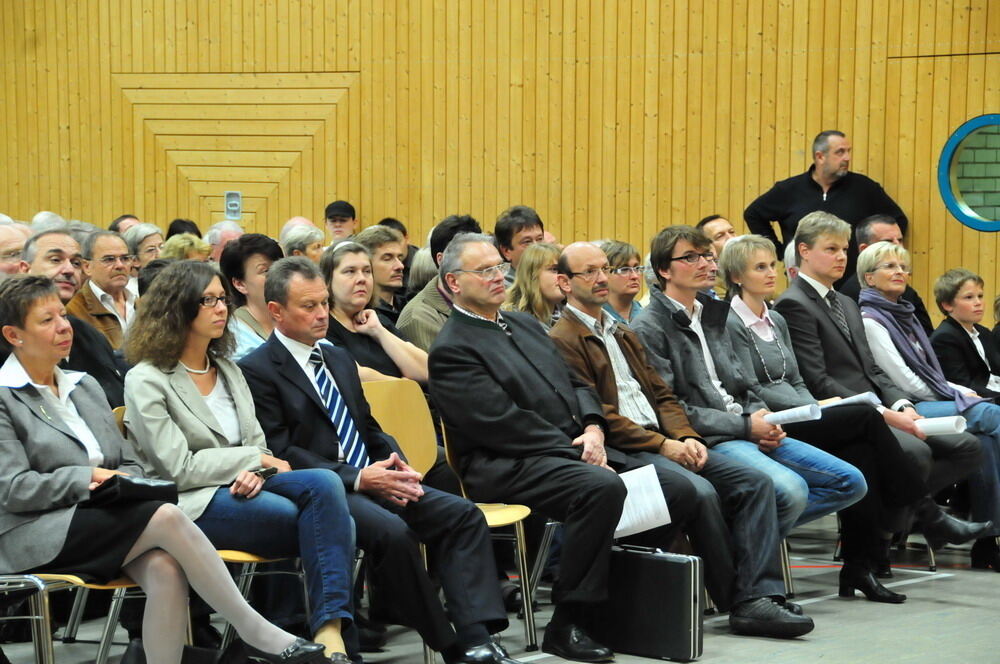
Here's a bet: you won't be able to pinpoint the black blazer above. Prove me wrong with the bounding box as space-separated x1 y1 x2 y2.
773 277 910 405
931 316 1000 400
427 309 608 492
238 335 402 491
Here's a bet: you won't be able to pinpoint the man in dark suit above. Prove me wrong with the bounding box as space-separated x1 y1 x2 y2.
238 257 520 664
15 230 126 407
773 211 990 553
930 269 1000 400
428 233 721 661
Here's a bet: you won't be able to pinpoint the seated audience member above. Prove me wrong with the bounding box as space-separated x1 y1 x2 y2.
281 224 325 264
123 260 356 661
123 223 164 271
219 234 286 361
161 232 211 261
502 242 564 330
353 225 409 323
67 231 136 350
13 230 127 408
205 221 244 263
632 225 866 539
321 242 427 381
773 212 988 561
396 215 482 351
857 242 1000 568
109 214 141 234
598 240 644 324
550 242 814 635
405 246 437 297
377 217 420 290
696 214 737 257
325 200 358 242
137 259 175 296
0 275 327 664
238 257 519 664
166 217 201 239
31 211 68 232
931 269 1000 401
494 205 544 288
719 235 934 600
279 216 316 246
837 214 934 334
0 224 28 275
783 241 799 281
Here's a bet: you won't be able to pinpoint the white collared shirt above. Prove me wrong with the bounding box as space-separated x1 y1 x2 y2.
730 295 776 342
965 327 1000 392
666 295 742 415
565 304 658 429
0 354 104 465
797 272 833 307
89 280 136 330
273 329 348 464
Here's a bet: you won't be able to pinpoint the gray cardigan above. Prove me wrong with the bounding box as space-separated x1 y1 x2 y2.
0 374 144 573
631 289 767 445
725 307 817 412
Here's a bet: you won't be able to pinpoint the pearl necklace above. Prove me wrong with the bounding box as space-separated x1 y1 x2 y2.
746 326 788 384
179 355 212 375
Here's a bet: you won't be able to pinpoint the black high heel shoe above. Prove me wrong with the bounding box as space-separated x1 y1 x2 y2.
838 563 906 603
970 538 1000 572
244 637 327 663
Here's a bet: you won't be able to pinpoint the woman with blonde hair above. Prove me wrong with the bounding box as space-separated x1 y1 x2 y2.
502 242 564 329
160 232 211 261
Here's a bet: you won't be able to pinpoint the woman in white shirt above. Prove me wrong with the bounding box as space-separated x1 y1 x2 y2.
124 261 356 661
858 241 1000 570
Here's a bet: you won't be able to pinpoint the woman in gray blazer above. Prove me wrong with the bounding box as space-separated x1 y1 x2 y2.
0 275 325 664
124 261 355 663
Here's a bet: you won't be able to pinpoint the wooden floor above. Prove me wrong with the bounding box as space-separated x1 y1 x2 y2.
7 515 998 664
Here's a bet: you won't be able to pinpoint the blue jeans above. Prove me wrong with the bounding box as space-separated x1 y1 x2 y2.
914 400 1000 533
195 469 356 634
712 437 867 538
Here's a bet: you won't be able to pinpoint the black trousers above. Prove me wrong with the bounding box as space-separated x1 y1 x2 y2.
785 404 927 565
631 448 785 610
346 486 507 652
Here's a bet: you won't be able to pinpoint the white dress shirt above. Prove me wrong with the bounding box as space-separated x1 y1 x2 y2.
666 295 742 415
89 280 136 331
203 375 243 446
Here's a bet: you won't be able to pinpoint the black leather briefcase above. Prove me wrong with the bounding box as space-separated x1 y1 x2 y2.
583 545 704 662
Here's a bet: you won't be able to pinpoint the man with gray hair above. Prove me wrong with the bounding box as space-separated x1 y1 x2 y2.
66 230 136 350
744 130 908 288
281 223 326 263
0 224 29 276
204 220 244 262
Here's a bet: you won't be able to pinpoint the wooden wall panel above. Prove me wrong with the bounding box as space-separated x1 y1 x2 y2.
1 0 998 321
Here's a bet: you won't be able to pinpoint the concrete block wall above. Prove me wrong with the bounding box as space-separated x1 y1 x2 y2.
957 125 1000 220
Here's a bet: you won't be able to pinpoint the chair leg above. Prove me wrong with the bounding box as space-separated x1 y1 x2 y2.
61 586 89 642
95 587 129 664
26 579 55 664
702 585 716 615
221 562 258 650
418 543 437 664
928 544 937 572
513 521 538 651
528 520 558 600
780 539 796 598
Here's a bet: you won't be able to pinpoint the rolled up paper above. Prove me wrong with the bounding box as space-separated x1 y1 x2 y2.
914 416 967 436
820 391 882 410
763 404 822 426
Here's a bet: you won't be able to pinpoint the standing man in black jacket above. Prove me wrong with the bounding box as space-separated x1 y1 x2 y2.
744 130 908 288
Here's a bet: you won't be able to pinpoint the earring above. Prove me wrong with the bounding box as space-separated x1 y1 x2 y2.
17 340 23 345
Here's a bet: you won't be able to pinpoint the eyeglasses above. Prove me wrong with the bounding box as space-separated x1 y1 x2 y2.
669 252 717 265
610 265 646 277
873 262 911 275
94 254 136 266
198 295 230 308
452 262 510 280
567 266 612 282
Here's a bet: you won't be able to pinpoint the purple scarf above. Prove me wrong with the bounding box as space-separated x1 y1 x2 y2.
859 288 984 412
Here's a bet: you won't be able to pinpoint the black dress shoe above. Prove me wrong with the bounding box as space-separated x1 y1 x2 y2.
542 622 614 663
922 512 993 550
729 598 814 639
971 537 1000 572
448 640 523 664
244 637 327 663
838 563 906 603
778 599 803 615
328 654 352 664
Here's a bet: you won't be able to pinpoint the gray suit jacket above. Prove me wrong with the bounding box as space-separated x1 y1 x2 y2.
0 374 144 573
124 357 267 521
773 277 910 405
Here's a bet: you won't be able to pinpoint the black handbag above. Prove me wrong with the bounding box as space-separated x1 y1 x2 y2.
83 475 179 507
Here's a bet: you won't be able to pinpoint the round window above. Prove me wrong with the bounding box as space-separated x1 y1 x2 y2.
938 114 1000 231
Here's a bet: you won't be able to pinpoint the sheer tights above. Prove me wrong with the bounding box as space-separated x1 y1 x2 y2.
121 503 297 664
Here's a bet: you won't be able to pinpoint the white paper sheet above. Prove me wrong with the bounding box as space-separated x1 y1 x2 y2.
615 464 672 539
914 416 967 436
819 391 882 410
763 404 822 425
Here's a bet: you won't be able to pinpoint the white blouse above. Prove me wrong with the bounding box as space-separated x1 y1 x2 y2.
203 375 243 446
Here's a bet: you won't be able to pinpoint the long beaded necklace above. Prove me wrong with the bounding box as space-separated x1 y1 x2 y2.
746 324 788 384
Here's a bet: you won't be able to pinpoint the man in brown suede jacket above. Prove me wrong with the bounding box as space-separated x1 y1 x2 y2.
549 241 814 639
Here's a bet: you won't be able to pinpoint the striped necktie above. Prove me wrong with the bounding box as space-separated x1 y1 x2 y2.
825 291 852 340
308 347 369 469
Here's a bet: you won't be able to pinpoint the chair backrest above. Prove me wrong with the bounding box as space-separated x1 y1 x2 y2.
113 406 126 436
439 426 470 499
361 378 437 475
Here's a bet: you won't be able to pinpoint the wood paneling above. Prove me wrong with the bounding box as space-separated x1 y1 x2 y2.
1 0 998 321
